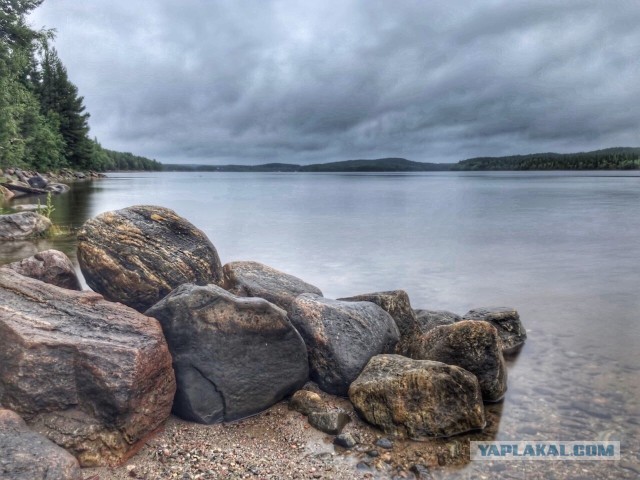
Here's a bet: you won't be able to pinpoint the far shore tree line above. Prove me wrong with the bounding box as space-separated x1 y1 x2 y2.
0 0 161 172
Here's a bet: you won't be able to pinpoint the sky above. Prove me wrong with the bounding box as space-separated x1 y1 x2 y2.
30 0 640 165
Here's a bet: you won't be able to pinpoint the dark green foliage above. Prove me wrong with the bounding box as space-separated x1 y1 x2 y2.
0 0 159 171
452 148 640 171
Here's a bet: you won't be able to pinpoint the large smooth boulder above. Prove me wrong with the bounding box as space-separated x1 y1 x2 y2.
0 269 176 467
77 205 223 312
406 320 507 402
338 290 420 340
0 212 51 240
146 283 309 424
0 409 82 480
289 294 400 396
462 307 527 354
4 249 81 290
414 309 461 333
27 174 48 189
349 355 485 439
223 260 322 313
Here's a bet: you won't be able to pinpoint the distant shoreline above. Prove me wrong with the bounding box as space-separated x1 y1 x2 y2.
161 147 640 172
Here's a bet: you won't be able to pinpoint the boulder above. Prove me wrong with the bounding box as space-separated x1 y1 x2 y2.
0 409 82 480
338 290 420 341
462 307 527 354
289 294 400 396
349 355 485 438
145 283 309 424
308 411 351 435
27 174 48 189
0 269 176 467
223 260 322 313
414 309 461 333
77 205 223 312
4 249 81 290
0 185 15 202
289 390 325 416
45 183 70 194
406 320 507 402
0 212 51 240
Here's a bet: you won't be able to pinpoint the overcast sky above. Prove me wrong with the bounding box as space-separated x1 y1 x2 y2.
30 0 640 165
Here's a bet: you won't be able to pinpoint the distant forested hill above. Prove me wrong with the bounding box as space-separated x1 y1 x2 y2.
0 1 160 171
452 148 640 170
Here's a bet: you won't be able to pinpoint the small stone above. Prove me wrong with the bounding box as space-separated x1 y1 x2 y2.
308 411 351 435
410 464 433 479
366 450 379 457
289 390 325 416
375 438 393 449
334 433 358 449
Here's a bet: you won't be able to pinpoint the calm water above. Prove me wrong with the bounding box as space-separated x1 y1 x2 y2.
3 171 640 478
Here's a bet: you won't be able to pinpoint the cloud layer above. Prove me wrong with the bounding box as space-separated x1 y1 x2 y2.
31 0 640 164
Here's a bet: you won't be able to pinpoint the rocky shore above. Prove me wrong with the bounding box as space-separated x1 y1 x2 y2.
0 204 531 479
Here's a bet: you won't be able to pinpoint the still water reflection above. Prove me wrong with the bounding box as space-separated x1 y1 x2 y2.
2 171 639 478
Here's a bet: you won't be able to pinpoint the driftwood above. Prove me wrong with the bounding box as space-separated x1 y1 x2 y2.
0 182 47 195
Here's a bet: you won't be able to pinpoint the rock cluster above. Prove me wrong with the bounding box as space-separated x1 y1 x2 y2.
0 204 527 473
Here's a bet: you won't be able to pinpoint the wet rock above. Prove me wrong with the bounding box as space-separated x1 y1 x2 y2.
289 294 400 396
308 411 351 435
77 205 223 312
289 390 325 416
146 283 309 424
349 355 485 439
338 290 422 357
0 269 176 466
414 309 461 333
375 438 394 449
410 464 433 479
0 409 82 480
4 249 81 290
28 174 48 189
334 432 358 449
462 307 527 354
406 320 507 402
223 261 322 313
0 212 51 240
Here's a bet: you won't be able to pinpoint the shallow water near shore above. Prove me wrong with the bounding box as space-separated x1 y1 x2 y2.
3 171 640 478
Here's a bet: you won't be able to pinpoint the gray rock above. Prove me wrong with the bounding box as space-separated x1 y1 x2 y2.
375 437 394 449
27 174 48 189
338 290 421 356
289 294 400 396
406 320 507 402
308 411 351 435
4 249 81 290
289 390 325 416
45 183 70 194
11 204 39 212
349 355 485 439
0 212 51 240
0 408 82 480
223 260 322 313
414 309 461 332
462 307 526 354
77 205 223 312
146 283 309 424
334 432 358 449
0 269 176 467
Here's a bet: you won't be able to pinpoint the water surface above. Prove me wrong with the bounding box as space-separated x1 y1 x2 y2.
3 171 639 478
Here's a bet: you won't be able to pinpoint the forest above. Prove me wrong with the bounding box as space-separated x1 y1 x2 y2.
0 0 161 171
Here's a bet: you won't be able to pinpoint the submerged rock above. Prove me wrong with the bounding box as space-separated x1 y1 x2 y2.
146 283 309 424
0 269 176 467
407 320 507 402
349 355 485 438
223 260 322 313
77 205 223 312
462 307 527 354
0 409 82 480
4 249 81 290
289 294 400 396
414 309 461 333
0 212 51 240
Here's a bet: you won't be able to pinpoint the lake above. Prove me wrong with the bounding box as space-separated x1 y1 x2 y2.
3 171 639 478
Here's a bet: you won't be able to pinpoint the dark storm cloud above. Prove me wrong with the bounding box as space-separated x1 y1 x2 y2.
30 0 640 164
